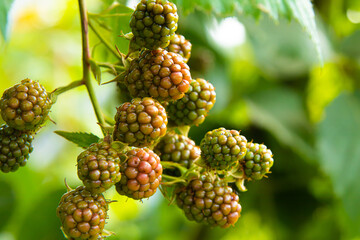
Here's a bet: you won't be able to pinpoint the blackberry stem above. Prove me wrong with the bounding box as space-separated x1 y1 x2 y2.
88 19 122 61
79 0 106 136
50 79 84 98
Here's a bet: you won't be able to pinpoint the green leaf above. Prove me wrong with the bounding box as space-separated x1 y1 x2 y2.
0 0 14 40
0 179 15 231
246 87 316 162
173 0 322 63
317 92 360 234
54 131 100 148
89 59 102 85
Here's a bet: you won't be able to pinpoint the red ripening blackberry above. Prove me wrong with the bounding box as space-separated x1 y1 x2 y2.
0 78 52 131
200 128 247 171
113 97 168 147
124 49 191 101
165 34 192 63
56 186 108 240
167 78 216 126
77 140 123 194
116 147 162 200
176 173 242 228
130 0 178 50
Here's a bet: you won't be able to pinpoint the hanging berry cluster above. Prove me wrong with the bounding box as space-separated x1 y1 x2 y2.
0 0 274 239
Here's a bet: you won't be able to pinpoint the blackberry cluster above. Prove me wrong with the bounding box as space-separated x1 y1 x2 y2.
176 173 241 228
165 34 192 63
130 0 178 50
113 97 168 147
200 128 247 171
167 78 216 126
57 186 108 240
77 140 122 194
124 49 191 101
116 148 162 199
242 142 274 181
0 124 34 173
0 78 52 131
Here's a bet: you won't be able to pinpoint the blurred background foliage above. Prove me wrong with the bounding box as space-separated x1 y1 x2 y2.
0 0 360 239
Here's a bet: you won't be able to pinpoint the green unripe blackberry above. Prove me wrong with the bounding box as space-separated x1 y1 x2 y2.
167 78 216 126
176 173 241 228
0 78 52 131
165 34 192 63
116 148 162 200
130 0 178 50
154 132 200 169
56 186 108 240
77 140 122 194
200 128 247 171
113 97 168 147
124 49 191 101
242 142 274 181
0 124 34 173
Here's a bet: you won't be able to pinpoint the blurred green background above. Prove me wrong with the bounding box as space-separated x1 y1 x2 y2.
1 0 360 239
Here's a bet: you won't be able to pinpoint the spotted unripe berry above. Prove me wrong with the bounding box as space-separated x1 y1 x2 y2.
167 78 216 126
200 128 247 171
242 142 274 180
115 148 162 200
154 132 200 171
165 34 192 63
113 97 168 147
56 186 108 240
0 78 52 131
130 0 178 50
124 49 191 101
77 140 122 194
0 124 34 173
176 173 241 228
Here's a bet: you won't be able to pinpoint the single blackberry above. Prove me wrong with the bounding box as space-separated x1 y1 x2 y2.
113 97 168 147
115 148 162 200
176 173 241 228
56 186 108 240
130 0 178 50
242 142 274 180
154 132 200 170
0 124 34 173
77 140 122 194
124 49 191 101
0 78 52 131
165 34 192 63
167 78 216 126
200 128 247 171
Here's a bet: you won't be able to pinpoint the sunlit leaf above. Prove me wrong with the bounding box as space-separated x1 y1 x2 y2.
317 92 360 235
54 131 100 148
0 0 14 40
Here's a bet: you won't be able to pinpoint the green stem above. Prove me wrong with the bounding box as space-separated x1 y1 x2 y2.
51 80 84 96
79 0 106 136
88 12 132 18
88 19 122 61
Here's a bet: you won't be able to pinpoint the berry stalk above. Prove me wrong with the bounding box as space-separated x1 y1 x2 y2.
78 0 106 136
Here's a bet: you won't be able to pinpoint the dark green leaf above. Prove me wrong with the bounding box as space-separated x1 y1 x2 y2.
0 0 14 40
89 59 102 85
54 131 100 148
317 92 360 234
246 87 315 161
0 179 15 231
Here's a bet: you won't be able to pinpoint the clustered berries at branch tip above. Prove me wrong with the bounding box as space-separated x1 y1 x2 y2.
0 0 274 239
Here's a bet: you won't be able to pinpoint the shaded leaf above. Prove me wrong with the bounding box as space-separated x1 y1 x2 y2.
0 0 14 40
54 131 100 148
0 179 15 231
246 87 315 161
317 92 360 234
89 59 102 85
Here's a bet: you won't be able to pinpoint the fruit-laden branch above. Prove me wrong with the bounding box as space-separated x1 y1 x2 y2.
78 0 106 136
